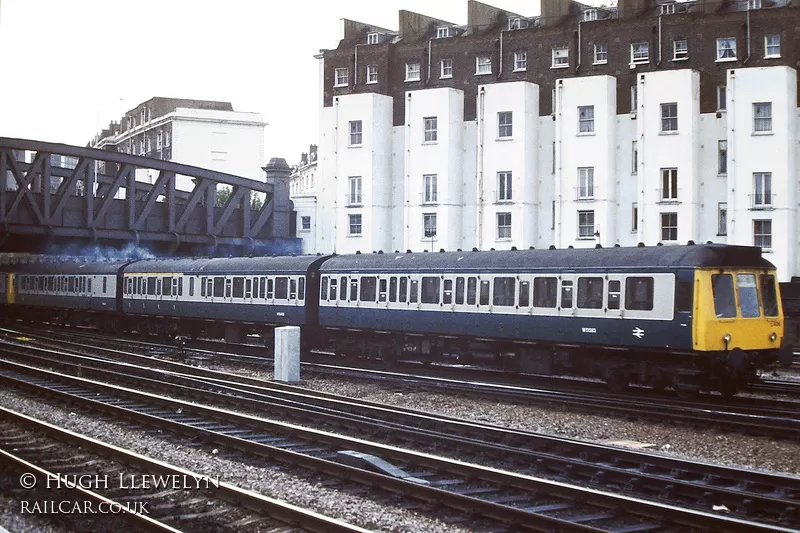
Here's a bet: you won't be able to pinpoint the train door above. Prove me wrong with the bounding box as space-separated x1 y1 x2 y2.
442 274 455 311
606 274 624 319
558 274 576 317
8 273 15 304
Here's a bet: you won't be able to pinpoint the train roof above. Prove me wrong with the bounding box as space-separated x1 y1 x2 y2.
123 255 330 275
2 259 132 275
319 244 776 273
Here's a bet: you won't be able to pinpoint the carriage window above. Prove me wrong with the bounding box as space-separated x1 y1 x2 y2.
443 279 453 304
156 278 163 296
213 277 225 297
378 279 387 302
276 277 289 299
177 278 183 296
233 277 244 298
761 274 779 317
625 277 654 311
245 278 252 299
267 278 274 299
289 278 297 299
360 277 377 301
33 277 39 291
493 277 515 306
224 278 232 298
409 279 419 303
68 277 76 293
455 277 465 305
421 277 441 304
479 280 490 306
163 277 173 296
608 280 621 310
43 276 49 291
189 278 195 297
676 281 691 312
737 274 760 318
560 280 573 308
340 277 348 301
299 278 305 300
259 277 266 298
125 277 131 294
533 277 557 308
350 278 358 301
399 277 408 302
577 277 603 309
329 277 337 300
519 280 530 307
467 277 477 305
321 277 329 300
147 277 157 295
389 277 398 302
201 277 206 297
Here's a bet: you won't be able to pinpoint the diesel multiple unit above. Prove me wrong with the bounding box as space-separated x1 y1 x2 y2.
0 243 789 396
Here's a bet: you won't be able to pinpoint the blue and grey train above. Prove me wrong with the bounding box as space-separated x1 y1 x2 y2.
0 243 790 395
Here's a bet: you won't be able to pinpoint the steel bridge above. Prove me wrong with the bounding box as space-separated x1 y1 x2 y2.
0 137 298 256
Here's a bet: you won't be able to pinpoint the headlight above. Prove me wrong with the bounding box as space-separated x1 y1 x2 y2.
723 333 731 344
769 332 777 341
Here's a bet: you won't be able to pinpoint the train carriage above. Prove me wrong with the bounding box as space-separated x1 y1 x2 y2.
121 256 329 342
317 244 786 394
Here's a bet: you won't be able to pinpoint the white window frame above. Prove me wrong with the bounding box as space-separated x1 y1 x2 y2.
334 68 349 87
513 51 527 71
660 102 678 133
367 32 379 45
405 62 421 82
631 140 638 174
632 202 638 232
497 212 512 240
631 42 649 64
583 9 598 21
476 55 492 75
498 111 513 138
578 210 595 239
660 168 678 201
593 43 607 64
366 64 378 84
717 85 727 111
423 117 438 143
348 176 362 206
440 58 453 78
508 17 522 30
753 102 772 133
348 120 363 146
765 35 781 58
300 216 311 231
348 214 362 236
578 105 594 133
661 212 678 242
578 167 594 200
423 174 438 204
631 85 638 114
660 3 676 15
748 0 761 9
718 140 727 175
497 171 512 202
717 202 727 236
753 172 772 208
716 38 737 61
436 26 451 38
673 39 688 61
753 220 772 250
423 213 437 239
552 47 569 68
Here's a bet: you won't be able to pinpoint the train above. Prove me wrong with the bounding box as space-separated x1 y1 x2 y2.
0 243 792 396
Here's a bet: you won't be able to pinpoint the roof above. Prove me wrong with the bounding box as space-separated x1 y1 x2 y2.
6 259 132 275
124 255 330 275
320 244 775 273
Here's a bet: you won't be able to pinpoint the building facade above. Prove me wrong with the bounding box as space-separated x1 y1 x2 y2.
313 0 800 280
289 145 319 253
91 97 267 186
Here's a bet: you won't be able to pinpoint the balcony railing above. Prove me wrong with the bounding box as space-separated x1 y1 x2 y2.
749 193 774 210
344 193 363 207
656 188 681 204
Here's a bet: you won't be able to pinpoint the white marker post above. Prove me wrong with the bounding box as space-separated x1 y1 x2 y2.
274 326 300 383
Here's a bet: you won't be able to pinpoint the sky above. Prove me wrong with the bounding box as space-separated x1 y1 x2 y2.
0 0 589 167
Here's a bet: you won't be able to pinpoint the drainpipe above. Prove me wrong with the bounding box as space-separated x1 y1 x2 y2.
657 13 662 66
744 6 751 63
637 75 645 243
353 44 365 87
404 92 412 251
427 39 432 84
477 87 486 249
554 79 563 247
499 30 504 78
333 97 340 253
727 70 736 238
575 21 582 73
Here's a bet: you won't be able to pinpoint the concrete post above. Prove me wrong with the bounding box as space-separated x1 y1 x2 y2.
262 157 292 239
274 326 300 383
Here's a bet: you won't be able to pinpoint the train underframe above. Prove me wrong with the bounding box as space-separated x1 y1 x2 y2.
8 305 783 397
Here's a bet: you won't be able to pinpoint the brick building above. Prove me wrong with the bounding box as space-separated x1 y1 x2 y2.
312 0 800 280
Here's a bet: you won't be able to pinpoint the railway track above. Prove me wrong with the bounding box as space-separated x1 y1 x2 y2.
0 406 368 533
0 336 798 531
7 326 798 440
